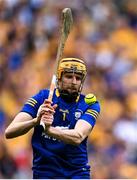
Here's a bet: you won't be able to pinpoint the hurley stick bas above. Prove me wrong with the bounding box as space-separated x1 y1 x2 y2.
48 8 73 101
40 8 73 129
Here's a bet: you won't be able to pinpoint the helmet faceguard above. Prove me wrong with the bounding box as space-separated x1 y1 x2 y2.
56 58 87 102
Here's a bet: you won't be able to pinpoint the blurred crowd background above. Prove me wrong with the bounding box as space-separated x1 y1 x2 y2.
0 0 137 178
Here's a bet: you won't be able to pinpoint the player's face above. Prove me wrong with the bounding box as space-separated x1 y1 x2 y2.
59 72 82 94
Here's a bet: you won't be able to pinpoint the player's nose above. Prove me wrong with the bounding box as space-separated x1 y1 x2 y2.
72 75 77 84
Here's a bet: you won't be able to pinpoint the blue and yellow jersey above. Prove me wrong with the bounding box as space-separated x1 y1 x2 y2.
21 89 100 176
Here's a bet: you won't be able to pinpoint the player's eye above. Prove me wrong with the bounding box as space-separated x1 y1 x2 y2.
75 76 82 81
67 75 73 79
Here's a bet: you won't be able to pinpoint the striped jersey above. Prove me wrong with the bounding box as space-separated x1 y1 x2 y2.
21 89 100 177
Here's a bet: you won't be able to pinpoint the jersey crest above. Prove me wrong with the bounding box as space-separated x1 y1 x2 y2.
75 109 83 120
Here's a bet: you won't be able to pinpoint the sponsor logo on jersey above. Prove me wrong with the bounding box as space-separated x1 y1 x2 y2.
42 126 69 141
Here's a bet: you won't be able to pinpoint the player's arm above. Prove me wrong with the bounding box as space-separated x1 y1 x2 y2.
5 90 51 139
5 112 39 139
5 100 56 139
41 100 100 145
46 120 93 146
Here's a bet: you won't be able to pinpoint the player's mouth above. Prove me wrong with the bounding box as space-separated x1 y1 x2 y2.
68 87 77 92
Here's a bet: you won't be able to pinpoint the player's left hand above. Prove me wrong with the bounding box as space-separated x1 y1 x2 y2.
41 113 54 127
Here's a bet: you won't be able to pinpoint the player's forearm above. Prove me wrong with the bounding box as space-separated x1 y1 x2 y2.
5 118 37 139
46 126 83 145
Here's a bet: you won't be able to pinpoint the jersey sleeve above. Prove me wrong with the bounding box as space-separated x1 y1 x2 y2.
80 102 100 127
20 90 49 118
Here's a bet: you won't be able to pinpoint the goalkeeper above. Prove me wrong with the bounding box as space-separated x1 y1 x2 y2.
5 58 100 179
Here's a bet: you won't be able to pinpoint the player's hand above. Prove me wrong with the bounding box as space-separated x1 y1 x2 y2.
37 100 54 116
40 102 57 129
40 113 54 127
36 99 57 126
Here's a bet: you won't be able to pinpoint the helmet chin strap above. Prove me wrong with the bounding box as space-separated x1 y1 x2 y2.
59 89 78 103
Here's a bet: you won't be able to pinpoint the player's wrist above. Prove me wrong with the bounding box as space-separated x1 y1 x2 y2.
33 117 40 126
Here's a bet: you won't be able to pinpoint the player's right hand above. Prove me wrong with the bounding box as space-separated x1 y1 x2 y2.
40 102 57 129
36 99 57 125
